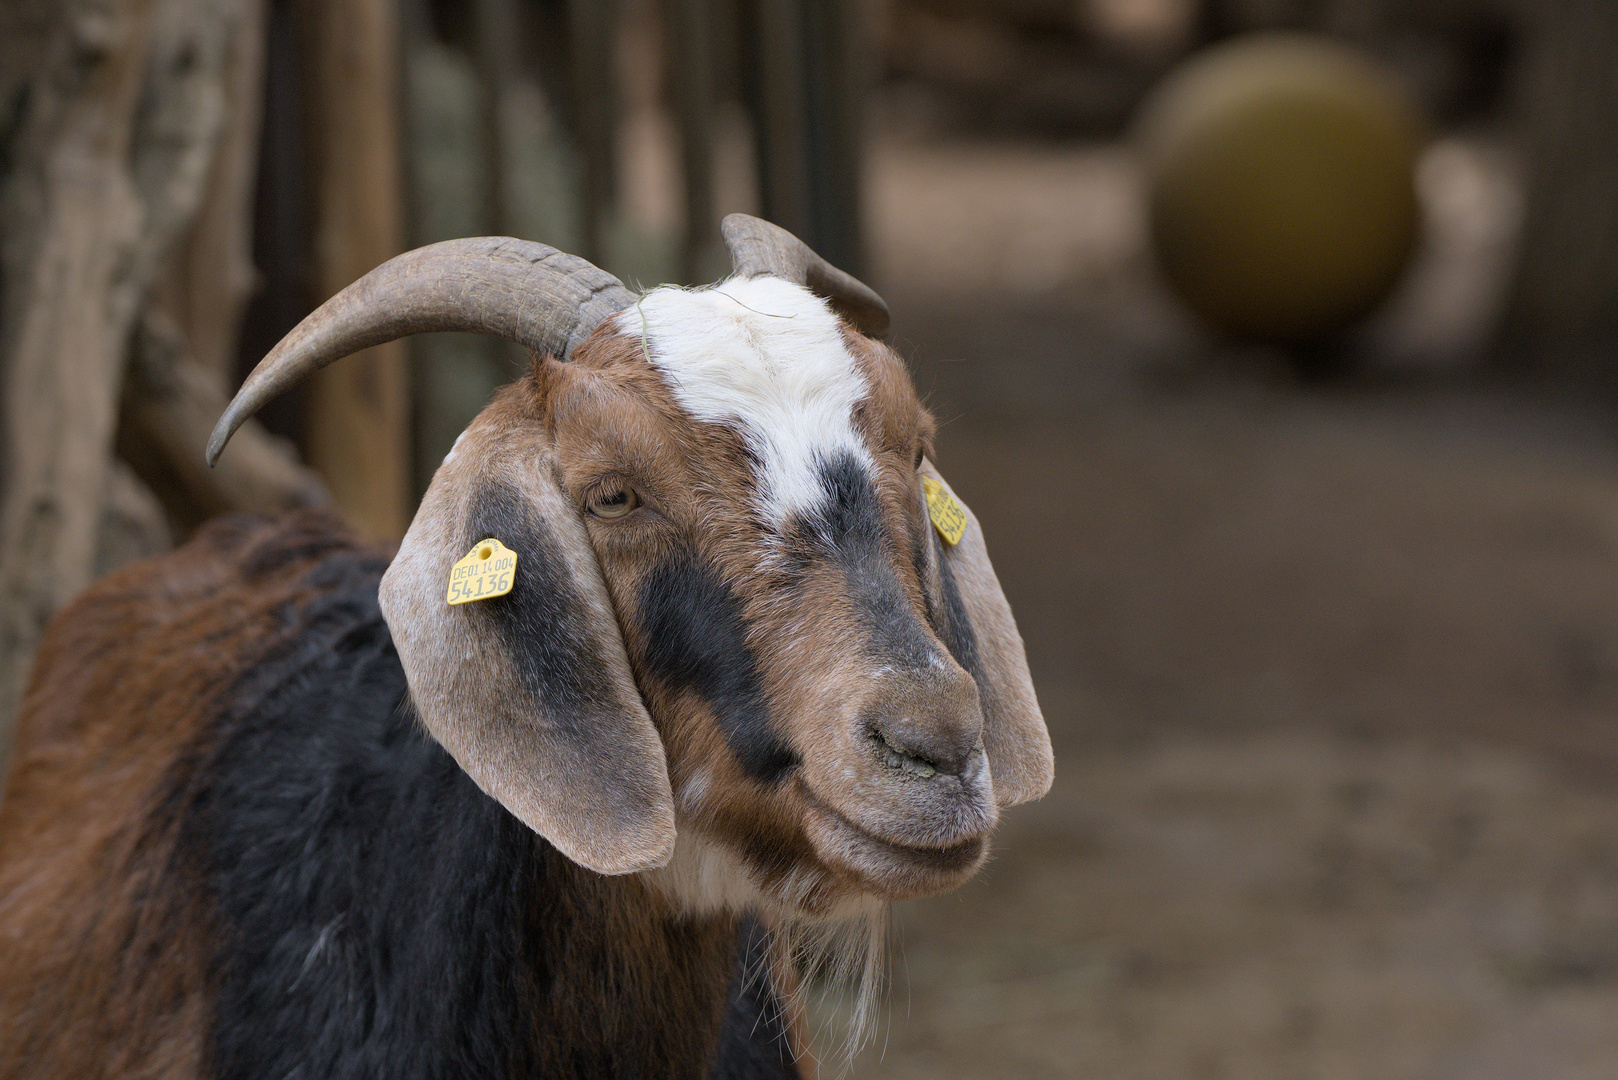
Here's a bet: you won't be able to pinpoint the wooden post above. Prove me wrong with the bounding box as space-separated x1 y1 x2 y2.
473 0 519 235
754 0 812 241
296 0 411 540
1494 0 1618 390
568 0 619 265
748 0 867 275
670 0 722 282
801 0 865 277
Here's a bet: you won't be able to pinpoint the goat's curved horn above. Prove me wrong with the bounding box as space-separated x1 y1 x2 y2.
207 237 635 466
720 214 890 339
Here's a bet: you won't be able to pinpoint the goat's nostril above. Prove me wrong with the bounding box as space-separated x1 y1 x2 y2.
878 731 938 779
870 722 979 779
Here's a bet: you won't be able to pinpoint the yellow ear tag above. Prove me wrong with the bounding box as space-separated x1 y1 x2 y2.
446 538 518 606
922 477 968 546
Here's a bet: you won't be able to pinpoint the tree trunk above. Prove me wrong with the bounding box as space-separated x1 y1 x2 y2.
119 309 327 535
0 0 323 763
1494 0 1618 387
0 0 159 751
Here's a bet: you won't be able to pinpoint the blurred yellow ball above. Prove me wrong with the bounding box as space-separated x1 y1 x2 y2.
1136 33 1426 345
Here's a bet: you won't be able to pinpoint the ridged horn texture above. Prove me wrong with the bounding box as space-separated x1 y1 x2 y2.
721 213 890 339
207 237 635 466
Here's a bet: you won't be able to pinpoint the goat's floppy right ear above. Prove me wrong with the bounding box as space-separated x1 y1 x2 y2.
204 237 665 871
921 461 1053 807
379 399 675 875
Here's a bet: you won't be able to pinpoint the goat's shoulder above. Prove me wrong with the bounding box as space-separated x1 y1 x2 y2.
0 509 792 1079
0 510 380 1080
18 510 384 746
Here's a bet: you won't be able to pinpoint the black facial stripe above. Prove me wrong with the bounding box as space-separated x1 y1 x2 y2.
809 451 886 551
638 550 797 784
801 452 938 669
462 482 615 729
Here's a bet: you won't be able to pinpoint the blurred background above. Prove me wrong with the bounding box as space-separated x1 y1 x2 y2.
4 0 1618 1074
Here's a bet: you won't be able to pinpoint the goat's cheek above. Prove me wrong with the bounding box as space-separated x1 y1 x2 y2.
675 766 711 815
658 708 732 817
633 552 800 785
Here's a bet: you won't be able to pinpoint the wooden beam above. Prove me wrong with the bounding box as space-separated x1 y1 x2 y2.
296 0 411 540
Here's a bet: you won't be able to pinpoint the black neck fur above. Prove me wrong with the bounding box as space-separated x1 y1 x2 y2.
169 545 797 1079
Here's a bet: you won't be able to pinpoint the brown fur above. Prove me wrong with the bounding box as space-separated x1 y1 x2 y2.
0 514 373 1078
515 870 739 1077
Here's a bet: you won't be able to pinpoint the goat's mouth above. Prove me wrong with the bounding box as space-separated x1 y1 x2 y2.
795 778 989 899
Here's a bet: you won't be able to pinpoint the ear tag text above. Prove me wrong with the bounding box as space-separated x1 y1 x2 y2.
922 477 968 546
447 538 518 605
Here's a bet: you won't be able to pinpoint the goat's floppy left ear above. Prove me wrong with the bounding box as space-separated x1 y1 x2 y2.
921 461 1054 806
380 400 675 875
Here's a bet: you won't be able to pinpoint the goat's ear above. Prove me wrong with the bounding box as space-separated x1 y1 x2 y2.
379 400 675 875
921 461 1054 806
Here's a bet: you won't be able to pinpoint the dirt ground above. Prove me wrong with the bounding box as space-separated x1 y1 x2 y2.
816 129 1618 1077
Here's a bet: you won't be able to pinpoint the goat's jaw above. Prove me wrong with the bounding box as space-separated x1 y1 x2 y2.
642 825 884 920
793 775 994 900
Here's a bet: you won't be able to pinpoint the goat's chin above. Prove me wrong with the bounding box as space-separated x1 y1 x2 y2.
639 825 863 920
794 780 990 900
636 829 893 1060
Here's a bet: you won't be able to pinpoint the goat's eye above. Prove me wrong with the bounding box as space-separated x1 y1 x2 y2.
913 446 926 470
587 485 639 520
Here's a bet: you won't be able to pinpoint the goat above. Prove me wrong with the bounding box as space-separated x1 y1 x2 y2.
0 215 1052 1079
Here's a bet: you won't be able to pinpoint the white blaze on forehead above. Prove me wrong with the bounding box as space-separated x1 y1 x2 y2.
616 275 872 523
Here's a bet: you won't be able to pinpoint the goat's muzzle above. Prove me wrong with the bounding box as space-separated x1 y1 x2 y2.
797 659 997 899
